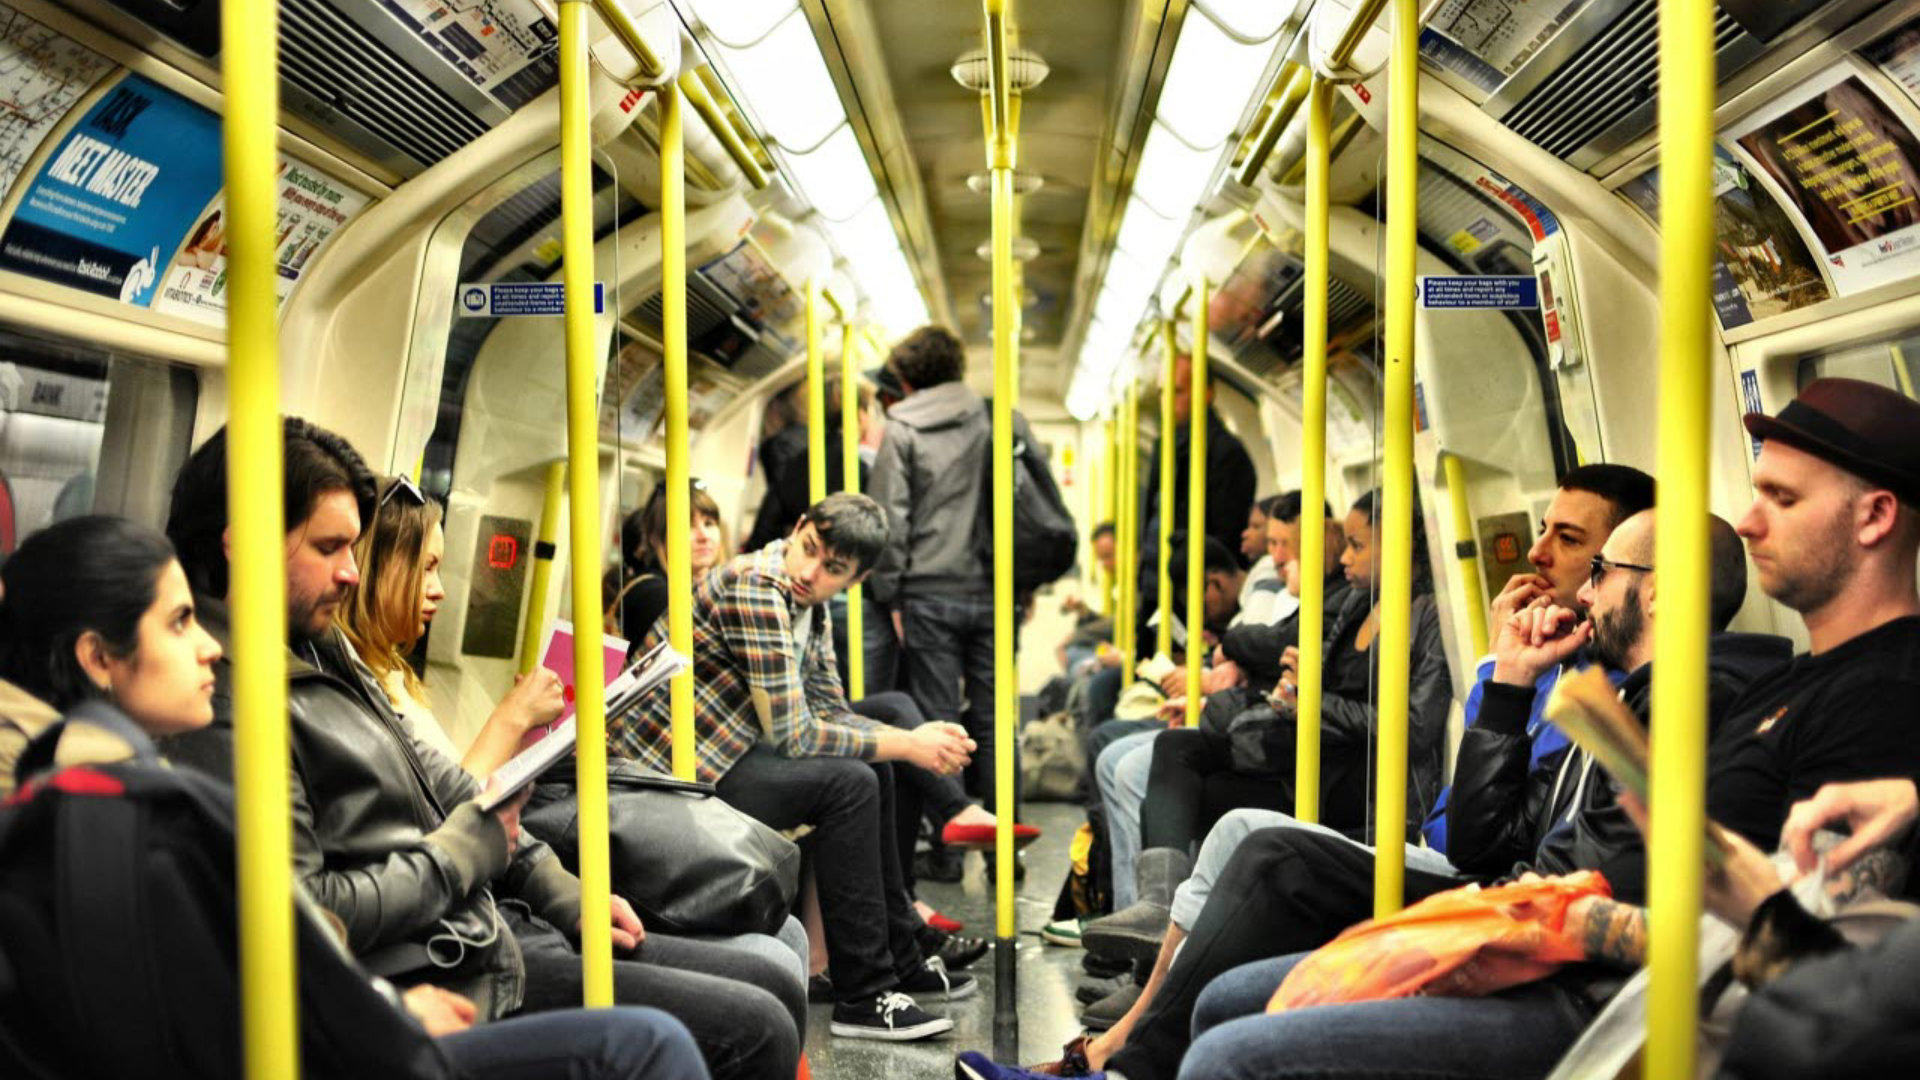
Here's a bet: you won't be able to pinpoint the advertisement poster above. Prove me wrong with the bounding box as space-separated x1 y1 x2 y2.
1862 24 1920 112
0 74 223 304
1618 145 1831 329
379 0 559 110
0 3 114 203
150 159 372 326
1735 70 1920 295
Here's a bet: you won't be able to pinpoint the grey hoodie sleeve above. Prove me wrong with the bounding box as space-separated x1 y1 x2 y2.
867 423 914 605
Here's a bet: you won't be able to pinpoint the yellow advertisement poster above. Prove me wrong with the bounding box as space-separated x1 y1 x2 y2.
1734 68 1920 295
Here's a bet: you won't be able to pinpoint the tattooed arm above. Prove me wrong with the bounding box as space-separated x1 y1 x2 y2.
1569 894 1649 968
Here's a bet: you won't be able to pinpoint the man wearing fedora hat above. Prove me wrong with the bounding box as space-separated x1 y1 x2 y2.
1556 376 1920 973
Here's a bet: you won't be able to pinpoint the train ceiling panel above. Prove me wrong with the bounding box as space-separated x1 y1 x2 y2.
96 0 549 177
1420 0 1884 175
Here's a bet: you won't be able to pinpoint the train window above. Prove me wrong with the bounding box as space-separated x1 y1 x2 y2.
0 326 195 555
1796 331 1920 400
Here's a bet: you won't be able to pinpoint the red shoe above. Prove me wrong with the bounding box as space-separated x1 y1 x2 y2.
926 909 965 935
941 820 1043 850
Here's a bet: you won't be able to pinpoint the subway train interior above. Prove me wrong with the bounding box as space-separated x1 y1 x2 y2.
2 0 1920 1079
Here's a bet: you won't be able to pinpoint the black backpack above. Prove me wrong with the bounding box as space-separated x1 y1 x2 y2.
973 402 1079 593
0 703 459 1080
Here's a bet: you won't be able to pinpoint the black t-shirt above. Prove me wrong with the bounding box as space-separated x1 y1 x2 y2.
1707 616 1920 851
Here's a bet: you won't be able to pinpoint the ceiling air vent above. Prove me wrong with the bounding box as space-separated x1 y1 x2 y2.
630 275 736 345
1495 1 1750 167
279 0 500 176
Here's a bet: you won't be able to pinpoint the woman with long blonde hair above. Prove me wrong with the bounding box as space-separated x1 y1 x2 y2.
338 475 563 778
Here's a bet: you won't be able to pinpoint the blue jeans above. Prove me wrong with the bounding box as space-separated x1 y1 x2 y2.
901 594 1009 808
444 1007 709 1080
1096 730 1160 908
1170 809 1459 930
1181 954 1593 1080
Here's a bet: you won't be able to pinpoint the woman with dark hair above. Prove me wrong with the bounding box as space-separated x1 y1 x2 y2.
0 515 709 1080
338 475 565 779
607 478 729 645
1271 487 1448 833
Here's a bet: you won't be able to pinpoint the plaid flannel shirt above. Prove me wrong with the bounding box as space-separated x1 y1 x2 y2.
607 539 880 781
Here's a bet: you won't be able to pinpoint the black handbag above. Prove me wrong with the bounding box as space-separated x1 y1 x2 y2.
523 761 802 937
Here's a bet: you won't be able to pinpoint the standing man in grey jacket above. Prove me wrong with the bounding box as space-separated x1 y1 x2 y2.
868 325 1028 813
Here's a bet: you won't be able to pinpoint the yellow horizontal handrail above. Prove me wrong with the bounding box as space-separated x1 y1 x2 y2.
1236 65 1310 186
678 71 770 189
588 0 665 79
1330 0 1391 68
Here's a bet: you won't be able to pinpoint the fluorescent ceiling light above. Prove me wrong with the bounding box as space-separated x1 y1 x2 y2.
1196 0 1293 41
678 0 796 45
1113 196 1186 268
823 199 902 269
782 124 880 220
1100 247 1158 310
1094 282 1150 334
1130 122 1218 219
709 7 845 150
1155 9 1276 148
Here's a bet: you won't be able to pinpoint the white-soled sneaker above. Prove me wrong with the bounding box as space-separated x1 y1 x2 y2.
895 956 979 1001
831 991 955 1041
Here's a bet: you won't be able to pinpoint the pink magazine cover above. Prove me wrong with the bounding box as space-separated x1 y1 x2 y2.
525 619 631 746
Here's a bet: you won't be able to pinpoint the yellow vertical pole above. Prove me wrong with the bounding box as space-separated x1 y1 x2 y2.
1103 417 1118 615
1373 0 1419 919
1442 453 1490 657
223 2 299 1075
986 1 1018 945
1183 281 1209 727
1648 0 1715 1075
1156 321 1177 658
807 279 827 505
1296 77 1332 826
558 0 614 1005
662 84 695 786
519 461 568 675
842 321 865 701
1118 376 1139 683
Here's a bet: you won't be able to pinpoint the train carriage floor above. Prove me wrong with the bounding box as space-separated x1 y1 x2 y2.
804 799 1088 1077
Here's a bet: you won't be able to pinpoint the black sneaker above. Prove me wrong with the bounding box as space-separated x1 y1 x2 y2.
896 956 979 1001
831 992 955 1041
807 972 833 1004
916 846 966 884
935 933 991 972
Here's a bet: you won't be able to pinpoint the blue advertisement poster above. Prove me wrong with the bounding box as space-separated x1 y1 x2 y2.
0 74 223 305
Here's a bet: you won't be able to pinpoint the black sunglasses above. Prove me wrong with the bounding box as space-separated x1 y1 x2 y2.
1588 554 1654 590
379 475 426 508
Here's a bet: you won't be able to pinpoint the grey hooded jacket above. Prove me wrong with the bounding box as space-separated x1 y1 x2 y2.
868 380 1037 604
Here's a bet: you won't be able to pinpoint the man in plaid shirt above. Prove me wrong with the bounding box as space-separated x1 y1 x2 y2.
611 492 980 1041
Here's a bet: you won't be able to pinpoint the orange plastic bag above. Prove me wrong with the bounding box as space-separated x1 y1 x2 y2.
1267 870 1611 1013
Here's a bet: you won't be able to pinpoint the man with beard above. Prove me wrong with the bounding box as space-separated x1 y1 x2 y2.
963 505 1778 1080
161 419 803 1080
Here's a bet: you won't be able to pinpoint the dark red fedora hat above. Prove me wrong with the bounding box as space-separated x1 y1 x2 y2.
1744 377 1920 505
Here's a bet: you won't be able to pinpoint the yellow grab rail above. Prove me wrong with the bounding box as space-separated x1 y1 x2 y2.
807 278 827 505
1648 0 1716 1075
1157 320 1177 659
1184 280 1209 727
558 0 615 1005
587 0 664 78
678 71 770 189
661 81 696 786
224 1 299 1073
1331 0 1391 68
1442 453 1490 657
1119 375 1140 682
1296 74 1332 826
1373 0 1419 919
985 0 1019 946
1236 65 1310 187
842 320 865 701
520 461 568 674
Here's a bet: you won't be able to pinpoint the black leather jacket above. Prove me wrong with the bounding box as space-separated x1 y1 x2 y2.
1447 632 1792 905
1241 587 1452 840
1220 573 1353 693
164 598 582 1017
